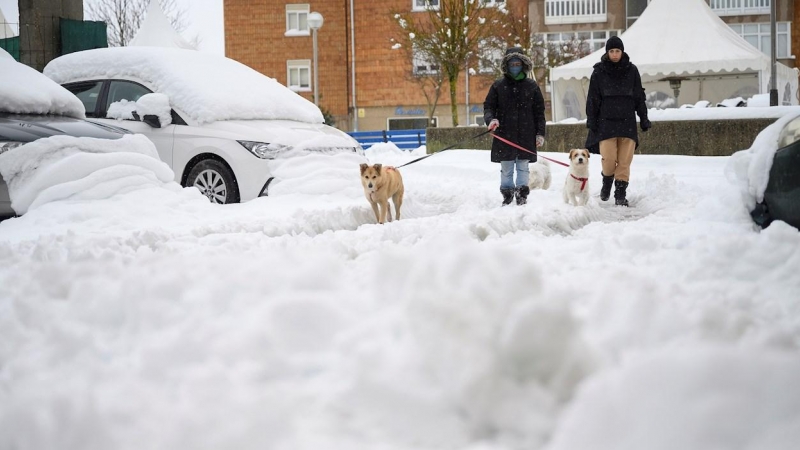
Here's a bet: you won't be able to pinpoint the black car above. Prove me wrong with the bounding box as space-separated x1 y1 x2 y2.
750 114 800 230
0 113 129 218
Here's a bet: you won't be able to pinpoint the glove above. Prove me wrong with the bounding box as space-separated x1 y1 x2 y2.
536 135 545 148
640 119 651 132
487 119 499 131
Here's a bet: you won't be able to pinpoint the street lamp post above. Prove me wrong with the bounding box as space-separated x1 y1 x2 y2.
308 12 324 106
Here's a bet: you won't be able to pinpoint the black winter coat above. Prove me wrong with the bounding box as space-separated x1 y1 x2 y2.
585 53 649 154
483 75 546 162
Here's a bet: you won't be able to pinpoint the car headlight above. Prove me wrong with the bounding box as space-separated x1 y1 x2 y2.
237 140 292 159
0 141 25 156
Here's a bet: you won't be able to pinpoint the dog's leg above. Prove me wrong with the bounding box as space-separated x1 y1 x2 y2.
386 201 393 222
393 192 403 220
369 201 380 222
378 200 389 224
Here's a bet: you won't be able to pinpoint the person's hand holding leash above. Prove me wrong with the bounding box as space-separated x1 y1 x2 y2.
536 135 545 148
640 119 651 132
487 119 499 131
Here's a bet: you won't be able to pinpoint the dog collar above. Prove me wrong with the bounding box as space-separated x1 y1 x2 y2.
570 174 588 191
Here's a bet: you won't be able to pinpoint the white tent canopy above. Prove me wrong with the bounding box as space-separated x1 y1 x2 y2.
550 0 799 121
129 0 195 50
1 7 16 39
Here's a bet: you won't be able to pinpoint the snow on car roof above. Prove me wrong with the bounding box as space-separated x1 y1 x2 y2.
43 47 324 126
0 48 85 118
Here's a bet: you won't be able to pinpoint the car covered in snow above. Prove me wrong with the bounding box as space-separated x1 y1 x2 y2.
750 113 800 230
0 49 128 218
43 47 363 205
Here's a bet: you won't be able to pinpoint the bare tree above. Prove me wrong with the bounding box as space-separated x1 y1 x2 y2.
84 0 189 47
484 8 590 87
390 0 508 127
390 39 446 126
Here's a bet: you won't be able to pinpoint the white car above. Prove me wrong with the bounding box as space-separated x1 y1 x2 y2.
44 47 362 204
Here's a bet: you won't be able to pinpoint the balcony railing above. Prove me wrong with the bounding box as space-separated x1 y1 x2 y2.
710 0 770 16
545 0 607 25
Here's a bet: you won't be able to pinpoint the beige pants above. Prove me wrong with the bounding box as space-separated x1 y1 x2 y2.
599 137 635 182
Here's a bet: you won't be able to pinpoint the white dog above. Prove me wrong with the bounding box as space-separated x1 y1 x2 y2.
528 158 552 191
562 148 591 206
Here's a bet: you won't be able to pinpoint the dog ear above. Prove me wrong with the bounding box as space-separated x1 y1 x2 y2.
584 149 590 158
374 163 382 174
568 149 576 160
360 163 368 174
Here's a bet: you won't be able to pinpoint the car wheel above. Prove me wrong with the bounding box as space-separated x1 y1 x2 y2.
186 159 240 204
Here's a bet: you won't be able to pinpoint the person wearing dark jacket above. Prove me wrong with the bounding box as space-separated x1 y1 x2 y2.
585 36 651 207
483 47 546 206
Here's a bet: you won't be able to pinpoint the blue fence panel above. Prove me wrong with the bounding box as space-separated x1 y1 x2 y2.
348 129 426 151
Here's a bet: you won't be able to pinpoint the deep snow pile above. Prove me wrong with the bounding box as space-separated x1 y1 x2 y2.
0 139 798 450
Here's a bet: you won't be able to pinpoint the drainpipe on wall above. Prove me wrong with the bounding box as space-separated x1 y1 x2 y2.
350 0 358 131
769 0 778 106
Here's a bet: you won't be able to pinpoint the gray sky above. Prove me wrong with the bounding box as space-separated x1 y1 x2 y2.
0 0 224 54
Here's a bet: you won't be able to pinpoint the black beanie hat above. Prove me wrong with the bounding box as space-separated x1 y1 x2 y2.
605 36 624 52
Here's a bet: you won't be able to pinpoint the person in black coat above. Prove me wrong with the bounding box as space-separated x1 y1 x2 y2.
585 36 651 206
483 47 546 206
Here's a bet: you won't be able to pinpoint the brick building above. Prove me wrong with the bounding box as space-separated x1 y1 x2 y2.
225 0 796 132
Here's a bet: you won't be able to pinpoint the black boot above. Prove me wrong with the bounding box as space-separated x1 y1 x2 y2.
515 185 530 205
614 180 629 207
500 188 515 206
600 173 614 201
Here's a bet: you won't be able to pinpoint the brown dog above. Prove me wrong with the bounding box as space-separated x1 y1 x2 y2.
360 163 404 224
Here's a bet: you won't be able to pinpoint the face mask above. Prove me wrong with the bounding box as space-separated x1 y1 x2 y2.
509 65 522 76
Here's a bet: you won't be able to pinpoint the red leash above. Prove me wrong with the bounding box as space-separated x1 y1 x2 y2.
570 174 588 191
490 133 570 168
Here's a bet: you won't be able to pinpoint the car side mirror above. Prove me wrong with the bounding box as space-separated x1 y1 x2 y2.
142 114 162 129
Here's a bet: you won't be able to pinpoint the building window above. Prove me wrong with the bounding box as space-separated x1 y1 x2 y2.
543 30 618 54
388 117 437 130
626 0 652 28
413 0 440 12
545 0 607 25
710 0 770 16
728 22 791 59
287 60 311 92
477 38 504 74
286 4 310 36
413 48 439 75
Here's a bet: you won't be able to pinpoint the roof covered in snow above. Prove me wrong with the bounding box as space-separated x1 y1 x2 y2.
44 47 324 125
129 0 195 50
551 0 778 81
0 48 85 117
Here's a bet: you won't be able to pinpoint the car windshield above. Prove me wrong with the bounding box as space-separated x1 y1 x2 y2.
44 47 323 126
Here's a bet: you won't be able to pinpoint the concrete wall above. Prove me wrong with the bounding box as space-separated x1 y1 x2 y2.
426 118 777 156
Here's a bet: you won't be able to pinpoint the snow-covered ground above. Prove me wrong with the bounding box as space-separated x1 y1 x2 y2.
1 121 799 449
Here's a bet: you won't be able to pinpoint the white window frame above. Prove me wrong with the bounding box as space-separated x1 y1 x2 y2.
287 59 311 92
710 0 770 16
543 30 619 55
412 48 440 75
477 38 504 74
545 0 607 25
412 0 440 12
285 4 310 36
728 22 791 59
